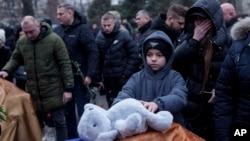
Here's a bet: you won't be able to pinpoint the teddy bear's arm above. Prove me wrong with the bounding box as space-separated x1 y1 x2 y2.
115 113 147 139
95 130 118 141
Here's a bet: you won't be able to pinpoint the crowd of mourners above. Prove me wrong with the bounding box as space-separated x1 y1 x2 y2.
0 0 249 141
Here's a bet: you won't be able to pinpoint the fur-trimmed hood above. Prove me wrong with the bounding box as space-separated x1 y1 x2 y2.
230 17 250 40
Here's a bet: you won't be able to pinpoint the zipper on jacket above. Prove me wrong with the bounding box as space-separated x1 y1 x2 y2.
33 43 44 112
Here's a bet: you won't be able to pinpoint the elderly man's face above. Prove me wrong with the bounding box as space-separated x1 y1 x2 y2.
22 22 40 41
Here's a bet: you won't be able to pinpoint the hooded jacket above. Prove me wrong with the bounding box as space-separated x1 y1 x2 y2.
113 31 188 125
54 11 99 78
214 17 250 141
3 23 74 112
173 0 231 102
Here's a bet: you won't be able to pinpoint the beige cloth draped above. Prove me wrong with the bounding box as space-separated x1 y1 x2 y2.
0 78 42 141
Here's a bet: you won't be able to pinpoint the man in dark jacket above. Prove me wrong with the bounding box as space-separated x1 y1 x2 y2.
135 10 152 45
214 17 250 141
0 16 74 141
54 2 99 139
95 12 139 107
172 0 231 140
150 4 188 46
135 10 152 71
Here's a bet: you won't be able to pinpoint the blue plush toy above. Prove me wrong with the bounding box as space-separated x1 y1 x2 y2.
77 98 173 141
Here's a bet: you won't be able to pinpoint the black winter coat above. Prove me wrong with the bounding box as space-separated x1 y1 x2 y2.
0 46 11 69
54 11 99 78
0 46 12 81
137 21 152 55
95 22 139 81
173 0 231 103
214 17 250 141
136 21 152 70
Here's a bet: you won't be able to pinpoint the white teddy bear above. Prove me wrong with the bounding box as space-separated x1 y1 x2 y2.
77 98 173 141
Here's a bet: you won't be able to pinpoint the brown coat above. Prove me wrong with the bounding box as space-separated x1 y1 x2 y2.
0 78 42 141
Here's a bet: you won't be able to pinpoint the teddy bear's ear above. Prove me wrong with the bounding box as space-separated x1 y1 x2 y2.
84 103 96 111
78 103 112 141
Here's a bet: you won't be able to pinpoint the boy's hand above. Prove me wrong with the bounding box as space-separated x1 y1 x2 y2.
139 100 158 113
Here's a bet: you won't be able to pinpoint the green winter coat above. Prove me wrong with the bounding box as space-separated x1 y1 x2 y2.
3 23 74 112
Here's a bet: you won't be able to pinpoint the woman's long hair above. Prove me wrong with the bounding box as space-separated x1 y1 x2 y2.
199 28 215 94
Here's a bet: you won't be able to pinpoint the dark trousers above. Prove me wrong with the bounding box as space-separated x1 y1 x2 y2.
102 77 124 107
37 106 67 141
65 76 89 139
183 101 215 141
15 79 26 90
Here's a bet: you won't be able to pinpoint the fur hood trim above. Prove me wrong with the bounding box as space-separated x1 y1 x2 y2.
230 17 250 40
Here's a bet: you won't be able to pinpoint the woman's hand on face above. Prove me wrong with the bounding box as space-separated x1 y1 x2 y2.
193 19 212 41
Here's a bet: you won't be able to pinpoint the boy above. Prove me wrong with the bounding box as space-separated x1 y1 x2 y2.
112 31 187 126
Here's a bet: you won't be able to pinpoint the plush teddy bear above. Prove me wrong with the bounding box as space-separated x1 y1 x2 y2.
77 98 173 141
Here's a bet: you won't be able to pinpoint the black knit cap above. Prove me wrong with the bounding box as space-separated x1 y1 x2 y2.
144 39 171 61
